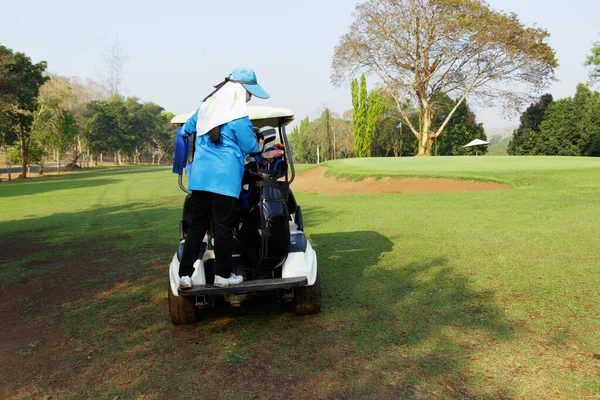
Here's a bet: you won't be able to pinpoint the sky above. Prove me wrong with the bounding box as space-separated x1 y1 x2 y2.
1 0 599 130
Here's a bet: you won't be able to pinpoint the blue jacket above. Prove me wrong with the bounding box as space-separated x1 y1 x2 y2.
180 108 259 198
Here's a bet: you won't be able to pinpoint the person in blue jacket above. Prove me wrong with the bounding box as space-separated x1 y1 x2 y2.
178 67 269 289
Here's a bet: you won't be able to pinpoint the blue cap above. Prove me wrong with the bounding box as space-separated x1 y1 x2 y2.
230 67 270 99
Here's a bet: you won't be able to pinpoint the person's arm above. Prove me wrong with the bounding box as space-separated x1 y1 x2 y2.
180 109 199 137
231 116 259 155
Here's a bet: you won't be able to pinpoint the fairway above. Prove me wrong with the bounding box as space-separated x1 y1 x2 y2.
1 157 599 399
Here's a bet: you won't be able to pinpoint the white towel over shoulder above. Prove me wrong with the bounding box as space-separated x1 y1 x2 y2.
195 81 249 136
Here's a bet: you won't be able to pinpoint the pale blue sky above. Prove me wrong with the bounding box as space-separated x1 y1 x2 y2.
1 0 598 129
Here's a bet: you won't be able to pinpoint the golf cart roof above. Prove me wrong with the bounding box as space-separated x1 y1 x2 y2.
170 106 294 128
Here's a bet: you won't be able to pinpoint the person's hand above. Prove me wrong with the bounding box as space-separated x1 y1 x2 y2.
253 127 262 143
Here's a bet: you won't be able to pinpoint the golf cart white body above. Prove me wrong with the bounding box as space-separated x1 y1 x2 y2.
168 106 320 324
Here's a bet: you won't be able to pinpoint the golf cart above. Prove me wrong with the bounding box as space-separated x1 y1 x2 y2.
168 107 320 325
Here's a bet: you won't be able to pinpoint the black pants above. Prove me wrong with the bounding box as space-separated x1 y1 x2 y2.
179 191 238 278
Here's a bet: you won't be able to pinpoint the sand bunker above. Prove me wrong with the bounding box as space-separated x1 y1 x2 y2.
291 167 511 195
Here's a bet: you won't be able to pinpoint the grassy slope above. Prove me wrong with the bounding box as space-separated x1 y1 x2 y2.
323 156 600 185
1 158 599 399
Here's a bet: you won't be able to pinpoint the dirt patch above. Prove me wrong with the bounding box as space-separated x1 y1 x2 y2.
0 238 133 399
292 167 511 195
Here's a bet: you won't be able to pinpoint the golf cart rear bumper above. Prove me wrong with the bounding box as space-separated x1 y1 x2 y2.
178 276 308 296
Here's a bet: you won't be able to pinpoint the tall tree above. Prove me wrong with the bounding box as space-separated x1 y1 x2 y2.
351 78 359 149
0 46 17 180
585 40 600 85
365 90 386 157
103 36 129 96
0 45 48 178
320 108 333 160
332 0 557 156
354 74 368 157
351 78 362 157
507 94 553 155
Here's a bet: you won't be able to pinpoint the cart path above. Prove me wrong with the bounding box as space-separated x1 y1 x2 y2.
292 166 511 194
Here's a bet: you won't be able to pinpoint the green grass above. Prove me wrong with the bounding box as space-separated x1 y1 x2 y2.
0 252 50 287
293 163 318 173
323 155 600 185
1 159 599 399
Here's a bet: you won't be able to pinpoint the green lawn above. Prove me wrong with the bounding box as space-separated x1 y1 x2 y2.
1 157 599 399
292 163 318 173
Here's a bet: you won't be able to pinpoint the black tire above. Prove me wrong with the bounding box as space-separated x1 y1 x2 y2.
168 286 198 325
295 273 321 316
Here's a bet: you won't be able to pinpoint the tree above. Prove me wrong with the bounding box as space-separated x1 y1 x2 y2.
103 36 129 97
288 117 311 163
331 115 354 158
534 99 580 156
508 84 600 157
31 76 79 173
435 98 487 156
152 112 177 165
84 97 131 164
582 132 600 157
585 40 600 85
320 108 333 161
507 94 553 155
9 139 44 168
289 112 355 163
332 0 557 156
66 77 106 167
297 117 312 163
355 75 368 157
288 125 301 162
55 110 77 168
371 92 419 157
0 45 48 178
351 79 359 154
530 85 600 156
365 90 386 157
123 97 165 163
0 46 18 180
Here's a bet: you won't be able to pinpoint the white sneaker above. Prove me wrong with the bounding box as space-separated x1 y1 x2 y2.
179 276 193 290
231 273 244 285
214 273 244 287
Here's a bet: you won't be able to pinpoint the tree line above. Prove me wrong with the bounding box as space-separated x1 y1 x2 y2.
0 44 176 180
289 74 488 163
508 41 600 157
508 84 600 156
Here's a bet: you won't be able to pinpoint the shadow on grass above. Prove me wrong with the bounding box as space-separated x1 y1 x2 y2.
1 202 517 399
0 166 168 198
0 177 121 198
305 231 515 399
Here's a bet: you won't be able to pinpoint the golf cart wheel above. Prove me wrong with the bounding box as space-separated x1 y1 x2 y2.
295 273 321 316
168 286 198 325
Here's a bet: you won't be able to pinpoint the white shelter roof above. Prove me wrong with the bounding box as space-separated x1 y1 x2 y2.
464 139 491 147
170 106 294 128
